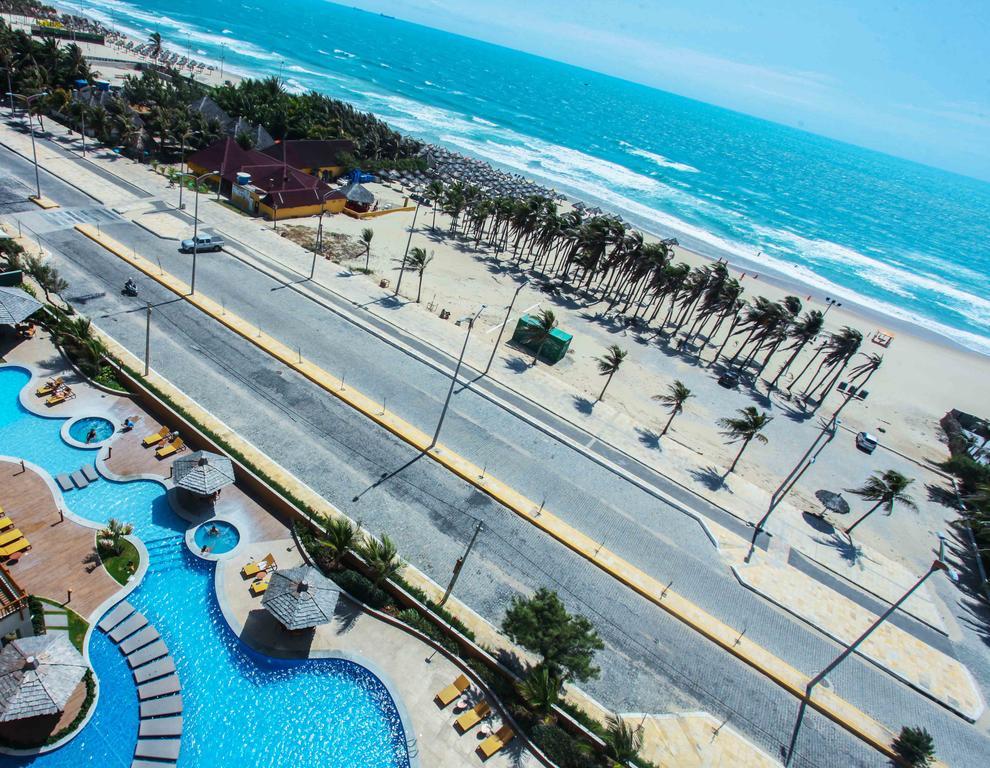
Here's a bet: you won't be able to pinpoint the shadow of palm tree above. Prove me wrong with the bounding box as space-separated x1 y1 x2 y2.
333 596 362 635
572 396 595 415
925 483 959 508
815 532 863 565
636 427 661 450
689 465 727 491
492 647 526 676
504 356 529 374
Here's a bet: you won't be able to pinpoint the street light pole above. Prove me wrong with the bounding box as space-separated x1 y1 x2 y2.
144 303 152 376
431 305 485 449
179 170 219 295
439 520 483 607
14 93 48 200
783 535 957 766
313 189 338 278
484 279 527 376
393 201 420 298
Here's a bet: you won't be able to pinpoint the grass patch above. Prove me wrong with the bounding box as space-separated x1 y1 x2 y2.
37 597 89 652
98 539 140 585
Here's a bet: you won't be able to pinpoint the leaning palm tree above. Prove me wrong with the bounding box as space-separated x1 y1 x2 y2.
717 406 773 474
426 179 444 230
595 345 627 401
403 247 433 303
603 712 643 768
148 31 163 57
360 227 374 271
517 665 561 724
845 470 917 535
653 380 693 436
519 309 558 365
98 518 134 557
320 516 358 571
358 533 401 587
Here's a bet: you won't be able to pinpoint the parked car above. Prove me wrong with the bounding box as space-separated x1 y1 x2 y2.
855 431 879 454
179 234 225 253
717 370 741 389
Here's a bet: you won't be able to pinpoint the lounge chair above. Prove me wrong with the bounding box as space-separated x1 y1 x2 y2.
142 426 170 447
455 701 491 733
249 579 269 596
435 674 470 708
0 516 12 532
156 437 185 459
0 529 24 547
477 725 515 759
241 554 275 578
46 388 75 406
0 538 31 558
36 377 63 397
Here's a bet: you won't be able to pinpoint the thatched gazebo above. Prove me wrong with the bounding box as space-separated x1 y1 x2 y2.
0 286 43 327
262 565 340 632
173 450 235 497
0 635 87 723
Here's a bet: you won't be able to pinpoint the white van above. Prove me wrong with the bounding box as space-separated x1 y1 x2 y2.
855 432 879 454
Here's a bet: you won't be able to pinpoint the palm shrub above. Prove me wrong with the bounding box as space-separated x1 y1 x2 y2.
357 533 402 587
845 470 916 535
360 227 374 271
603 712 643 767
653 380 693 437
517 665 562 723
595 345 627 401
319 517 358 571
892 726 936 767
717 406 772 473
97 518 133 557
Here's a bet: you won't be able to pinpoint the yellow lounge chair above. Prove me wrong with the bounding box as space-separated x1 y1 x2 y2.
0 529 24 547
0 538 31 558
142 426 170 447
455 701 490 733
0 516 13 532
249 579 269 596
36 377 63 397
241 554 275 579
156 437 185 459
46 388 75 406
435 674 470 708
477 725 515 759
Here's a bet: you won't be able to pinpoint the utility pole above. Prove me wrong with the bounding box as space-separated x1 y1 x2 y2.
484 279 527 375
393 202 420 297
431 305 485 448
439 521 483 607
143 303 152 376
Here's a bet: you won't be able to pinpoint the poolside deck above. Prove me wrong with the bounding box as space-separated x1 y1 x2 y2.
0 460 120 620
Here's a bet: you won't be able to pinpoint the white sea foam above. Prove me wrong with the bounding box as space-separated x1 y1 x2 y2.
472 117 497 128
333 49 356 58
628 148 699 173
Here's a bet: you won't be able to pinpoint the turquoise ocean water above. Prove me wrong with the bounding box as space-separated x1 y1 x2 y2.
63 0 990 354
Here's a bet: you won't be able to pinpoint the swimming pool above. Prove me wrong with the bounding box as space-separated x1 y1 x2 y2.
68 416 115 445
193 519 240 555
0 366 411 767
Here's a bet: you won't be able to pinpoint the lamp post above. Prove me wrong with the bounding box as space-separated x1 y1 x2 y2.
484 278 527 376
393 201 420 298
439 520 483 607
431 305 485 449
822 297 842 316
176 129 199 210
144 303 152 376
177 170 219 295
12 92 49 200
784 534 958 766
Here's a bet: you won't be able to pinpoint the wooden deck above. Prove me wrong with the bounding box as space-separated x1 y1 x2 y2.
0 461 120 621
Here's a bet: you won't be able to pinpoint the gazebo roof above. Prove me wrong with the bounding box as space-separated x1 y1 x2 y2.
340 181 375 205
262 565 340 631
173 450 235 495
0 635 87 722
0 286 43 326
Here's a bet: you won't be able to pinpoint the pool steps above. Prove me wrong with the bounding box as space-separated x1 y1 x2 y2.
54 465 100 491
97 601 184 767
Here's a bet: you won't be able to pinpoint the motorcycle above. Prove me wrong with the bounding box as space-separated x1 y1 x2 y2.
123 280 138 297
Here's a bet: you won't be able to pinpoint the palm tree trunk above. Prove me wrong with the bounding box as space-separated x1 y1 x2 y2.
770 342 805 389
660 409 677 437
728 438 751 473
365 246 371 271
597 371 614 402
787 344 824 391
416 272 424 303
845 500 884 535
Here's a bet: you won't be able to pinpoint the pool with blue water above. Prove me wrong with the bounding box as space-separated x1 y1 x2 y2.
193 519 240 554
0 366 410 767
68 416 114 445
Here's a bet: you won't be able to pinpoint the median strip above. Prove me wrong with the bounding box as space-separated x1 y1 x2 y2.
75 222 918 762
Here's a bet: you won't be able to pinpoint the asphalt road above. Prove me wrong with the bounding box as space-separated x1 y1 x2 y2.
3 141 988 767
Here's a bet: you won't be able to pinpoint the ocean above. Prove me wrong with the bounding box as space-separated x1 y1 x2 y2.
62 0 990 355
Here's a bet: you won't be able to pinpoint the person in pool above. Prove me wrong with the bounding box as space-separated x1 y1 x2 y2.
85 427 98 444
209 525 220 536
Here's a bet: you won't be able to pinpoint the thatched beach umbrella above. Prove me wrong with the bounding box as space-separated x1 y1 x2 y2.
262 565 340 631
815 489 851 515
0 286 43 326
173 450 235 496
0 635 87 722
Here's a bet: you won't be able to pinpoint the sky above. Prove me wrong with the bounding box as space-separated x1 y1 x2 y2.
345 0 990 180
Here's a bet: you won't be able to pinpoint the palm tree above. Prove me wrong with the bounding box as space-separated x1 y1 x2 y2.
769 310 824 389
98 518 134 556
517 665 561 723
398 246 433 302
360 227 374 271
519 309 558 365
148 32 163 58
320 517 357 570
653 380 693 436
845 470 917 535
426 179 444 230
717 406 773 474
358 533 401 587
595 345 627 401
603 712 643 767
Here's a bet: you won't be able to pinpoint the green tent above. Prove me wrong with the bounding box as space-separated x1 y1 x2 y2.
511 315 572 364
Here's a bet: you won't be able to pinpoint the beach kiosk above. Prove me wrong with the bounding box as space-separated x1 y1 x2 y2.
511 314 573 364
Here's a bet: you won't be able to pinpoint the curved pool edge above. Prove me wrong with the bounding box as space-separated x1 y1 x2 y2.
185 517 243 562
61 414 118 450
212 565 420 768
